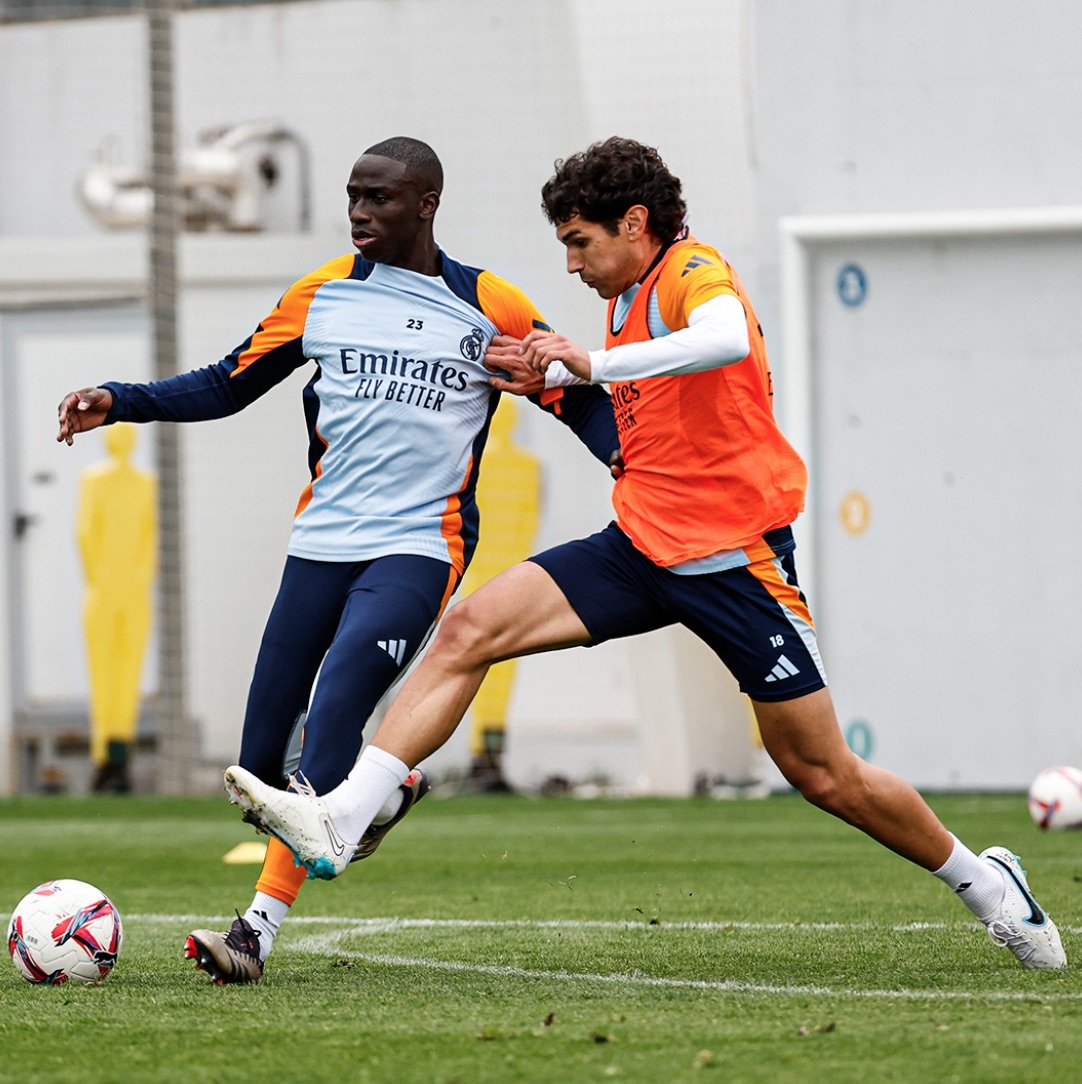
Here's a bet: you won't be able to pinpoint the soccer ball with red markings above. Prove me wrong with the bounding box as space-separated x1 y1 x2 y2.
1027 766 1082 831
7 879 123 984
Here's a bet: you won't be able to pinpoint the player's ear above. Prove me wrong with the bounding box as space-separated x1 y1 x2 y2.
419 190 440 220
623 205 648 241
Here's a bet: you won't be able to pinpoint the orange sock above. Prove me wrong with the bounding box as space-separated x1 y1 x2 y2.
254 837 308 906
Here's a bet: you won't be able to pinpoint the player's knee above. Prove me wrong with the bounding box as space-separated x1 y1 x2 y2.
787 759 861 816
790 766 838 810
431 597 500 667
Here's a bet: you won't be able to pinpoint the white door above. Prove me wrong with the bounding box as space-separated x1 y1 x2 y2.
807 233 1082 788
1 305 157 713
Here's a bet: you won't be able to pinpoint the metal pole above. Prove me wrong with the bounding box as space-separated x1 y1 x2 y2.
147 0 195 792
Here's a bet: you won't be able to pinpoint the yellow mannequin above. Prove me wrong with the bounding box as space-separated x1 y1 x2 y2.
77 423 157 792
459 398 540 783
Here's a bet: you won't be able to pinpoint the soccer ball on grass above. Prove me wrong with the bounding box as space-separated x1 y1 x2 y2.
7 879 123 984
1027 765 1082 831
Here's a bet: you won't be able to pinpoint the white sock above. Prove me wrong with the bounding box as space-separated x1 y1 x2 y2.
374 788 405 826
243 891 291 962
324 745 409 846
931 835 1005 922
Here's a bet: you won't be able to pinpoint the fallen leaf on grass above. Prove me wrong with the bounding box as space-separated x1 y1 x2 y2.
797 1022 836 1037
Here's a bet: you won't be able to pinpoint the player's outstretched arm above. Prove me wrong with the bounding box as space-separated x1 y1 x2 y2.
57 387 114 445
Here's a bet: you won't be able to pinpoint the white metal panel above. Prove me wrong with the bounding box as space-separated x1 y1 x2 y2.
782 214 1082 788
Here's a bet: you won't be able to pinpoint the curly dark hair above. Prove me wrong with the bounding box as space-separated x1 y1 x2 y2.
540 137 687 241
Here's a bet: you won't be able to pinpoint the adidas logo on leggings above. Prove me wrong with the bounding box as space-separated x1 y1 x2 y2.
378 639 407 665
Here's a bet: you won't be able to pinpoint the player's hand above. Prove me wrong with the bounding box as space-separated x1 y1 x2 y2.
485 335 545 396
609 450 625 480
57 387 114 445
520 330 592 381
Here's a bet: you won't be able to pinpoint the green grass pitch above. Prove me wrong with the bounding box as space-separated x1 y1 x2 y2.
1 789 1079 1083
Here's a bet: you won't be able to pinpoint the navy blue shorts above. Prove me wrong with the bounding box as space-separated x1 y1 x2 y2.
529 523 827 703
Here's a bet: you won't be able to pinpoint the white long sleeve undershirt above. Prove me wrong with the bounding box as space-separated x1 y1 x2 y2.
543 292 750 387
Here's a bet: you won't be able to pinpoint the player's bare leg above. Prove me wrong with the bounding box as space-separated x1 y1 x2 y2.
754 688 1065 968
752 688 953 869
371 560 592 768
226 561 590 876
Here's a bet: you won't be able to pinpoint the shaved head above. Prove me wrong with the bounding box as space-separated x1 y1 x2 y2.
362 136 443 195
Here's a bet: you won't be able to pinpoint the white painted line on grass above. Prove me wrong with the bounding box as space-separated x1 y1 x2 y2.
120 913 1082 936
106 914 1080 1003
117 914 960 932
306 948 1082 1003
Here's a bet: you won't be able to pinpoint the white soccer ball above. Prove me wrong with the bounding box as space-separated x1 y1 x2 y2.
1027 765 1082 831
7 879 123 985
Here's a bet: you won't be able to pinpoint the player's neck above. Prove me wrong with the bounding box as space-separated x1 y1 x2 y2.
390 236 442 277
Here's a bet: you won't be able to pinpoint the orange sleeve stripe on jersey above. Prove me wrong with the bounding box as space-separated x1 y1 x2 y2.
232 255 356 376
475 269 552 337
477 269 566 414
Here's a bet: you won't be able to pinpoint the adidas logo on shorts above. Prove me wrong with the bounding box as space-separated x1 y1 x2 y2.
764 654 800 683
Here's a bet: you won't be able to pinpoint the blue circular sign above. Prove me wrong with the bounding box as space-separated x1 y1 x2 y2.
837 263 867 307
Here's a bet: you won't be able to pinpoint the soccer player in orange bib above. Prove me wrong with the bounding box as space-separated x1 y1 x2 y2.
226 137 1065 972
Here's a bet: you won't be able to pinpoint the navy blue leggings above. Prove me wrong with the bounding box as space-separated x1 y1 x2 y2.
238 554 457 793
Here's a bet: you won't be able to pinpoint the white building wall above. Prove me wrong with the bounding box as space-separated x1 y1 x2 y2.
750 0 1082 787
1 0 1080 792
750 0 1082 330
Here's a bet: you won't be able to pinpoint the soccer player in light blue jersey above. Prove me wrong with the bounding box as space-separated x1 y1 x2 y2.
57 137 619 983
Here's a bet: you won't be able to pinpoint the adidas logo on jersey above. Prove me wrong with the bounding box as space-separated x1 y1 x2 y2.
378 639 407 665
681 254 717 276
764 654 800 683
